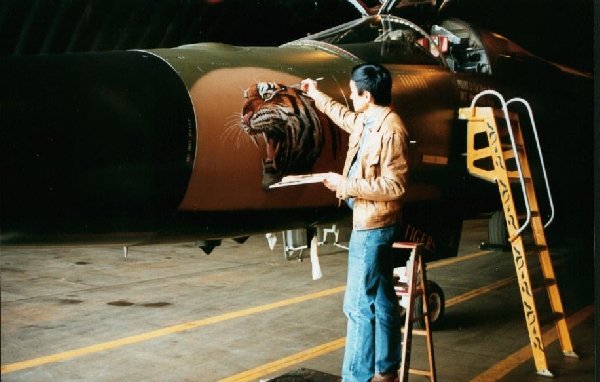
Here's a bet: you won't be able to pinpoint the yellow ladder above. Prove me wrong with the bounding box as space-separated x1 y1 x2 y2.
458 91 578 377
393 242 436 382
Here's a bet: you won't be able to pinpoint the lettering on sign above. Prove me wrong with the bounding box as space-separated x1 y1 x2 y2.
403 224 435 252
186 119 195 163
456 79 494 105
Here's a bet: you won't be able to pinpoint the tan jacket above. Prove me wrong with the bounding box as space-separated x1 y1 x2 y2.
313 91 409 230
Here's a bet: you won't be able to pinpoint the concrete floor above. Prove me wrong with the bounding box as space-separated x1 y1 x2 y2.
1 219 595 381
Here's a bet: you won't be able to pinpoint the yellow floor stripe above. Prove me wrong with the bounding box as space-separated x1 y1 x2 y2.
428 250 492 269
470 304 594 381
0 249 496 375
221 254 516 382
1 286 345 374
446 276 516 306
218 338 346 382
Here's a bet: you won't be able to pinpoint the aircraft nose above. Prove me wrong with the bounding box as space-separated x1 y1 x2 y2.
0 50 196 244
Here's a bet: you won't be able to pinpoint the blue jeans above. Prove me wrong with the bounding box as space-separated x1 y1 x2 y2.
342 225 401 382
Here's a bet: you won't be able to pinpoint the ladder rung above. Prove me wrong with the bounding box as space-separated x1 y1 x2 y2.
501 143 524 152
531 278 557 294
409 368 433 376
524 244 548 255
412 329 428 336
518 211 540 220
549 311 566 322
508 176 532 184
394 286 424 297
538 312 566 326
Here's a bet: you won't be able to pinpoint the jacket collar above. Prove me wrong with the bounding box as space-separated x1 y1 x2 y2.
362 106 392 133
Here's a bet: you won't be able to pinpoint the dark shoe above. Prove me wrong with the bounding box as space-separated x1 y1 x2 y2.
371 371 398 382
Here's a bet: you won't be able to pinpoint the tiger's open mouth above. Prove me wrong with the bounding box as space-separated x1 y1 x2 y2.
241 120 287 188
260 132 282 166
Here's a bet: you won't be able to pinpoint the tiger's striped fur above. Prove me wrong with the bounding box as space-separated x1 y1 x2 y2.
241 82 325 189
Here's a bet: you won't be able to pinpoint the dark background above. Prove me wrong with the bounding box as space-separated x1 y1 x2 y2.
0 0 597 237
0 0 594 74
437 0 594 74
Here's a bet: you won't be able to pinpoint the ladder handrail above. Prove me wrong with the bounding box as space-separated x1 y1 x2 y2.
506 97 555 228
469 90 531 238
465 93 576 376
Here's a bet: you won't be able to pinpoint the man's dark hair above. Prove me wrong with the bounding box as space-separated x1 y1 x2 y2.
350 63 392 106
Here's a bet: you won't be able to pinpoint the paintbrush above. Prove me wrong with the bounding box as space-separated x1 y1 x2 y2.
284 77 324 90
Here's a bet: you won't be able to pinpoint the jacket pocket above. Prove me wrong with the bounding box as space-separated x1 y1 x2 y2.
363 139 382 178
